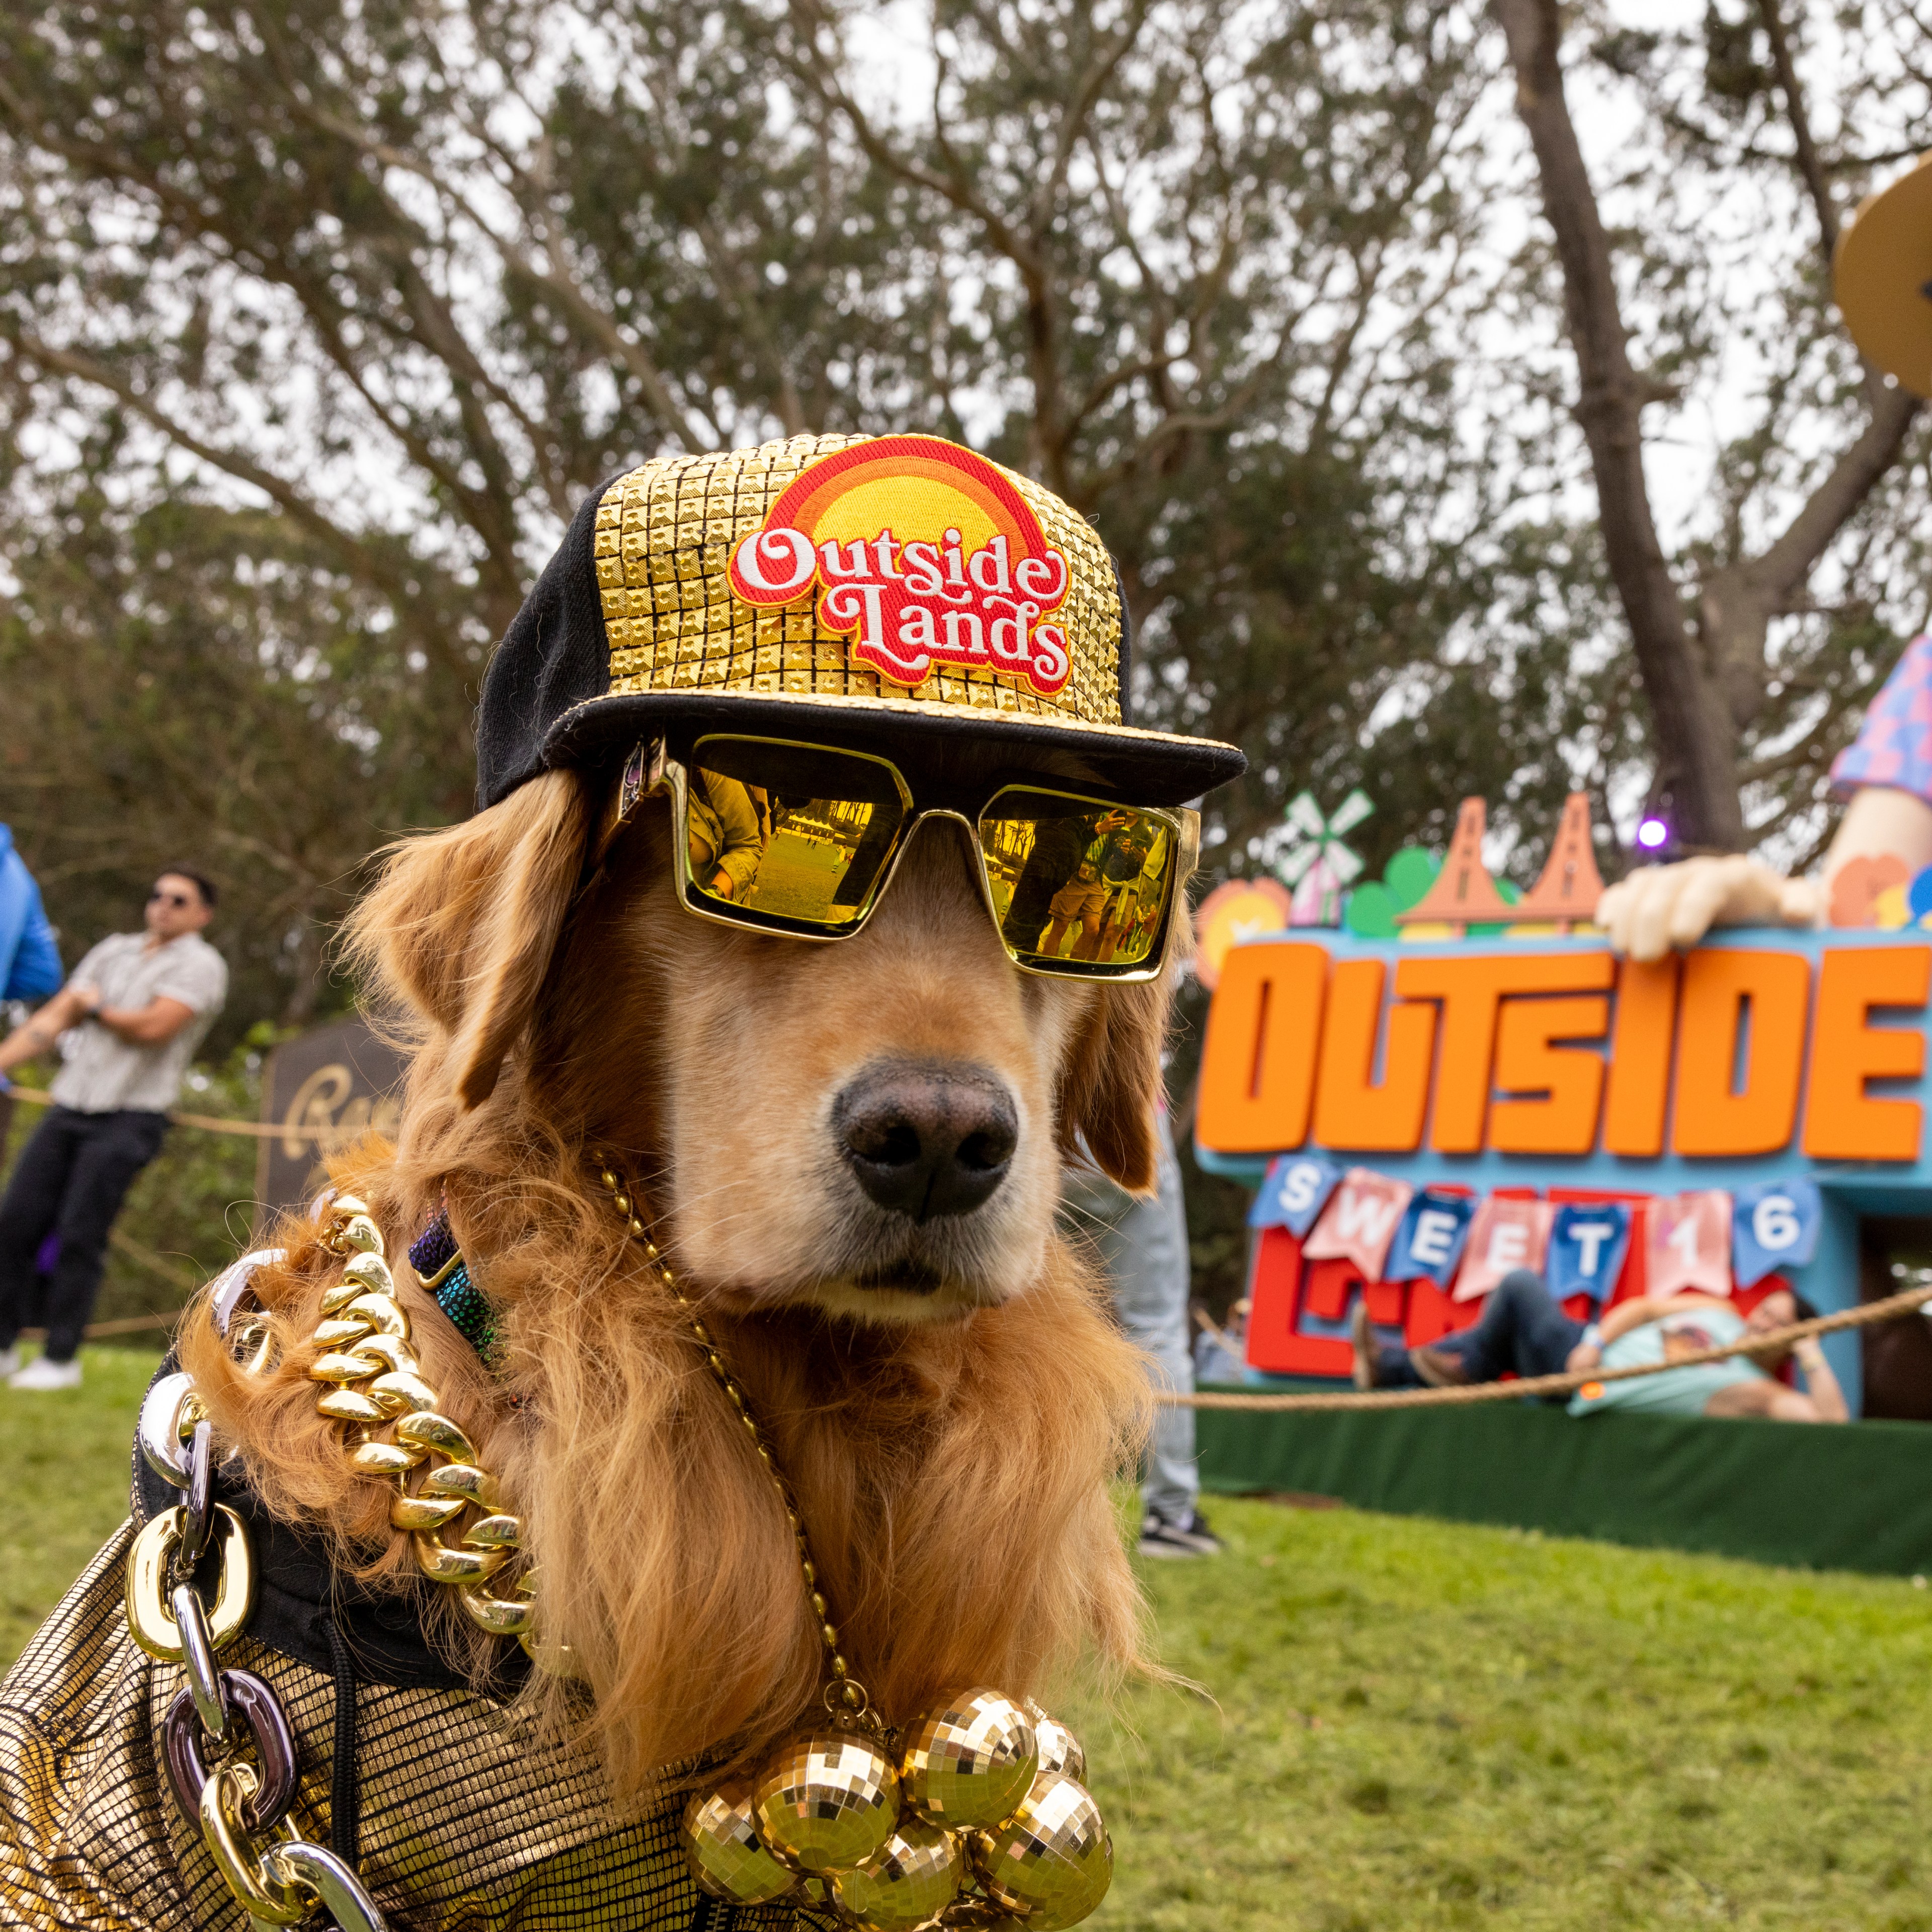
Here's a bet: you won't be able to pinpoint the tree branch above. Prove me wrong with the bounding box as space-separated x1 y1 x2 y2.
290 95 711 456
3 333 476 682
1752 386 1920 598
1493 0 1745 849
1754 0 1840 272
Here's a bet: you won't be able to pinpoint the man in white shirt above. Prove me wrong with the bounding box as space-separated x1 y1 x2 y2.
0 868 228 1388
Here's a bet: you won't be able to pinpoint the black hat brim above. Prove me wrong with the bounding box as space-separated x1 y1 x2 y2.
541 689 1245 809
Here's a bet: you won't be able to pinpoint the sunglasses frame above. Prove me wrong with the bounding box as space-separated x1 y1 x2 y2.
607 735 1197 984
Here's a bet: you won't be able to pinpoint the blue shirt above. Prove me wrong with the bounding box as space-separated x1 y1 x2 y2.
0 826 60 1004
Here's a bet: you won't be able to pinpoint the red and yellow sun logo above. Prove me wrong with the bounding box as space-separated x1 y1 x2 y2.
728 436 1074 696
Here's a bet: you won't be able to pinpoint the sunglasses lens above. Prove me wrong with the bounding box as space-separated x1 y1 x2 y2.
979 789 1176 971
685 738 910 930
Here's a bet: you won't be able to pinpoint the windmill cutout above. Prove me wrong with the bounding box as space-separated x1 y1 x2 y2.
1512 792 1605 931
1393 797 1514 932
1274 789 1375 926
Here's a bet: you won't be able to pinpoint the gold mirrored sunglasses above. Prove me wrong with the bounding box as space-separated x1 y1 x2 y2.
596 735 1197 982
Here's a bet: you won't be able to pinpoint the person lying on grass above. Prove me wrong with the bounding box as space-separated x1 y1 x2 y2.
1350 1269 1847 1422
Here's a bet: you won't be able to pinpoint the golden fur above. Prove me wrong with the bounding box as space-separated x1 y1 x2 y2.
181 763 1175 1807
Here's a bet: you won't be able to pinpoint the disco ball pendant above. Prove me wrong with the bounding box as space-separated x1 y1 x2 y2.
970 1769 1113 1930
827 1816 964 1931
682 1781 801 1905
752 1730 902 1874
898 1687 1037 1829
1027 1704 1086 1784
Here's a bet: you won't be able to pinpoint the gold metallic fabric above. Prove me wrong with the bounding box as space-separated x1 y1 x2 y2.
594 435 1125 729
0 1523 831 1929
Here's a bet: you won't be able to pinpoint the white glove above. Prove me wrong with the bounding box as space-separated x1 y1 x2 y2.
1594 856 1825 962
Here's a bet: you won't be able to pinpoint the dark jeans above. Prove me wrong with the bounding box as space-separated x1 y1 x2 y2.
1376 1269 1585 1389
0 1105 169 1361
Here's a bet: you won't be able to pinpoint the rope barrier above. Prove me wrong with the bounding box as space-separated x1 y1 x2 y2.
6 1085 331 1142
1156 1282 1932 1410
10 1089 1929 1396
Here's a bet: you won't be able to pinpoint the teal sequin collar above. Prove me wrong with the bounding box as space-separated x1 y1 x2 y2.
408 1210 496 1362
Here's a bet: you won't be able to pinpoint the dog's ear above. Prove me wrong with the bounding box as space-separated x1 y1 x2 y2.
346 769 592 1108
1057 975 1168 1192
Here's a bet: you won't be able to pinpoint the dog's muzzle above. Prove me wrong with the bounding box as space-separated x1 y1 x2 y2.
832 1059 1017 1224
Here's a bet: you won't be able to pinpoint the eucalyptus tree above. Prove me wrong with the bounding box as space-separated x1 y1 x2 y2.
1495 0 1932 858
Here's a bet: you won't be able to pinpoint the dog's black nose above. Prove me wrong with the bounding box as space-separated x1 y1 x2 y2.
833 1062 1018 1221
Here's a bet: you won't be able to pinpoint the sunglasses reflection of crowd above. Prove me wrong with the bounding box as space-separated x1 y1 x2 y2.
999 809 1165 965
685 767 766 901
681 752 1170 968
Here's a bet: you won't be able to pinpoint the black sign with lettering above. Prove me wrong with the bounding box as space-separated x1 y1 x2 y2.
254 1018 407 1223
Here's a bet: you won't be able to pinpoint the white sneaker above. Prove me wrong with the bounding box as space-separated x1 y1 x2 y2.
9 1356 80 1391
0 1347 22 1380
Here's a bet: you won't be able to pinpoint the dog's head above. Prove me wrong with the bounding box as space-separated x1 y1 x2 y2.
352 746 1179 1322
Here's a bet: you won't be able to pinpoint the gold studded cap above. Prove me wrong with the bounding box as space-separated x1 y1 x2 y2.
476 432 1244 809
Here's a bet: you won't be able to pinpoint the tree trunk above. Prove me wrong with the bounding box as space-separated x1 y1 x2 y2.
1494 0 1747 851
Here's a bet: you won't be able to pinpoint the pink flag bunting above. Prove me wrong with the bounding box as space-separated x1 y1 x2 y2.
1453 1195 1555 1302
1646 1192 1733 1299
1302 1167 1414 1280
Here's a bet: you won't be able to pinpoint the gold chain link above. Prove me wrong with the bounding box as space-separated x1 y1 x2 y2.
131 1297 393 1932
591 1155 874 1725
303 1196 558 1668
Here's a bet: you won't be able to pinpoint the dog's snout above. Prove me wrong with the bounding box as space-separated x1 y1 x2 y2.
833 1061 1018 1222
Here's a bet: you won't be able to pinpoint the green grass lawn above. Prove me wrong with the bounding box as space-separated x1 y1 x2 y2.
0 1347 158 1665
7 1356 1931 1928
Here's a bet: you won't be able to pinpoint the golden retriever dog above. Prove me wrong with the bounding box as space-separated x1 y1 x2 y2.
0 432 1243 1927
181 754 1166 1806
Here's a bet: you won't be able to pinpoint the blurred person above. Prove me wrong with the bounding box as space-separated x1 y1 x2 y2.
998 812 1091 953
1598 634 1932 958
1192 1296 1250 1386
1350 1270 1845 1421
1064 1101 1222 1557
686 768 764 900
1078 816 1161 962
0 825 63 1152
1042 809 1137 957
0 867 227 1389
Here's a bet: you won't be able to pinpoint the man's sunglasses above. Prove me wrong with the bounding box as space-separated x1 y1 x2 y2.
601 736 1196 983
148 889 195 909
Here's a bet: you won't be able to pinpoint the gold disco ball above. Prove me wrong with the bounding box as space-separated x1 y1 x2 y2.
681 1781 800 1905
1028 1706 1086 1784
899 1688 1038 1829
1836 153 1932 398
827 1816 965 1931
753 1731 902 1875
970 1770 1113 1930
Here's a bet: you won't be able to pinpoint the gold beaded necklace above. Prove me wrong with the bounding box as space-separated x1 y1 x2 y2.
592 1156 870 1720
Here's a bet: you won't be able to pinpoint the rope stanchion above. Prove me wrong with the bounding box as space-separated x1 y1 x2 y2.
1158 1282 1932 1411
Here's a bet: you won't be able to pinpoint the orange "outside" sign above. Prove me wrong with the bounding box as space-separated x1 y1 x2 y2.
1196 937 1932 1165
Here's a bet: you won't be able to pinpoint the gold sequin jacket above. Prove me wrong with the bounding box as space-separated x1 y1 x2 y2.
0 1395 823 1931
